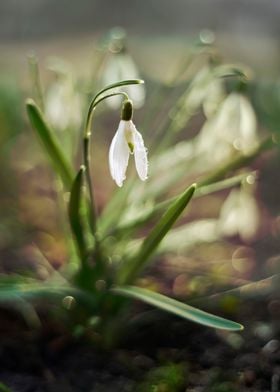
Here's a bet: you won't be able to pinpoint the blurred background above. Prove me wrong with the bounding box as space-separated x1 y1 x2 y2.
1 0 280 304
1 0 280 77
1 3 280 390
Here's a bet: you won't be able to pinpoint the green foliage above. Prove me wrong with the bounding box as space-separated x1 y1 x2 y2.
2 35 278 347
112 286 243 330
0 78 22 143
118 184 196 284
26 99 74 188
68 165 87 261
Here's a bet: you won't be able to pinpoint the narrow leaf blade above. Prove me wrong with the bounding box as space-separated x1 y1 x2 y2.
0 282 96 309
26 99 74 188
69 166 87 260
111 172 253 239
118 183 196 284
113 285 243 331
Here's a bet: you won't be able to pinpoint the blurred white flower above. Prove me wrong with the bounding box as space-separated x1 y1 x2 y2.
99 28 145 109
218 186 259 242
215 93 258 151
102 52 145 109
183 67 222 114
109 101 148 187
45 76 83 131
202 79 225 118
196 92 259 164
103 52 145 109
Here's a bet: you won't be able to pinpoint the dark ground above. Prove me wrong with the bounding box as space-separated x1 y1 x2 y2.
0 296 279 392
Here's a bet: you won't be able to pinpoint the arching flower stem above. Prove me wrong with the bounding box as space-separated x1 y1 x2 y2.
83 92 129 236
82 79 144 267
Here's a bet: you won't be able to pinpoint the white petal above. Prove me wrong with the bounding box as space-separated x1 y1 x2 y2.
215 93 258 149
219 189 240 237
102 53 145 109
239 95 258 150
218 187 259 241
122 56 145 108
238 188 259 241
102 57 123 109
109 121 130 187
132 124 148 181
202 79 225 119
127 83 146 109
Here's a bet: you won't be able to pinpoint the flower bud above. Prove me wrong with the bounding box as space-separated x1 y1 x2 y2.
121 99 133 121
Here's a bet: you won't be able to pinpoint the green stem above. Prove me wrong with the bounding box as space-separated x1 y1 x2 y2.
26 99 74 189
84 79 144 138
199 136 275 186
83 92 129 236
82 80 144 270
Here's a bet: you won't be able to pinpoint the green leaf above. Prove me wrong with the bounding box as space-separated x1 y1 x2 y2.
199 136 275 187
197 171 256 196
110 172 253 239
213 64 249 80
26 99 74 188
0 281 41 327
69 166 87 260
118 183 196 284
112 285 243 331
0 282 96 309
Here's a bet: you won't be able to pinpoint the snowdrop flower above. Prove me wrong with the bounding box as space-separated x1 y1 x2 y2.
218 184 259 242
103 52 145 109
196 92 259 165
213 93 258 152
45 76 83 131
109 100 148 187
202 79 225 119
102 29 145 109
186 67 216 109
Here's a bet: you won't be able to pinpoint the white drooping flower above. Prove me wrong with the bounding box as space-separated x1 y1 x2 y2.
109 100 148 187
196 92 259 165
218 185 259 242
45 81 83 131
101 28 145 109
103 52 145 109
214 93 258 152
45 63 83 132
202 78 226 119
